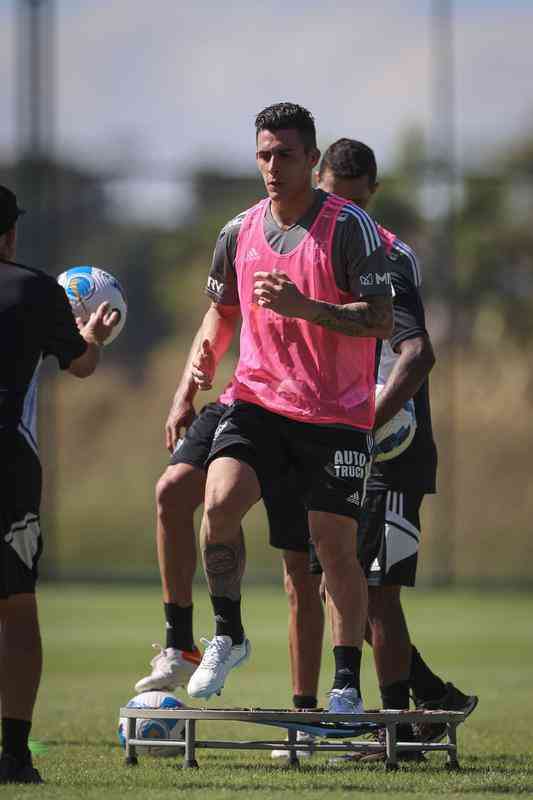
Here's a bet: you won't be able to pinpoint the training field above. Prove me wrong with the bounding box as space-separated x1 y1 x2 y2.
24 584 532 799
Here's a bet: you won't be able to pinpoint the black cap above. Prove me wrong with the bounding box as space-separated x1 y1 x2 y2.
0 185 26 237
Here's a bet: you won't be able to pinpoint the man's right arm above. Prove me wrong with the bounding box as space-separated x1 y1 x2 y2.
374 266 435 428
165 302 240 451
165 217 242 450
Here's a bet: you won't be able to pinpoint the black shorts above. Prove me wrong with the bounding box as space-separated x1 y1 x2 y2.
169 402 313 552
308 488 425 582
361 490 424 587
169 402 227 469
207 400 373 521
0 432 43 598
262 471 310 552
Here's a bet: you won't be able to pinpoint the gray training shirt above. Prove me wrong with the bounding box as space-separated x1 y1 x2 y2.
205 189 391 305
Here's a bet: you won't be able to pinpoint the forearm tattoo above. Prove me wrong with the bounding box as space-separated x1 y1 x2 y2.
202 533 246 601
310 297 392 337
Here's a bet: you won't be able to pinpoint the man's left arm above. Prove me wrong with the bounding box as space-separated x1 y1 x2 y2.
253 274 392 338
253 208 393 339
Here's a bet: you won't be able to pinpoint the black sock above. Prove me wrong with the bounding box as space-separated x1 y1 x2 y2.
380 679 410 710
1 718 32 763
210 596 244 645
409 645 446 702
332 646 362 692
293 694 317 710
164 603 195 651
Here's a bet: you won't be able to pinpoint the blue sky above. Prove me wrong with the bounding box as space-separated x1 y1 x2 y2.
1 1 532 220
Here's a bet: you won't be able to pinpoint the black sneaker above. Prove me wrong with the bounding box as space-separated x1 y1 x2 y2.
329 725 426 764
0 753 44 784
414 682 479 742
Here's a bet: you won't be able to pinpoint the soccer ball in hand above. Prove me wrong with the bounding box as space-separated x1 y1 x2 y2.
118 691 186 757
374 383 417 462
57 265 127 345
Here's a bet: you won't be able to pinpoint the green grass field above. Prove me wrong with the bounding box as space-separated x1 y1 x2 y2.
16 584 533 799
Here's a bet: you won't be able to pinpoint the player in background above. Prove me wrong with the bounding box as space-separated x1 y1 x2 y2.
185 103 392 713
270 139 478 760
0 185 119 784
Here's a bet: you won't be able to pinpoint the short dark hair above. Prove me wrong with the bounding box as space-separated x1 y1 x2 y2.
318 139 378 185
255 102 317 152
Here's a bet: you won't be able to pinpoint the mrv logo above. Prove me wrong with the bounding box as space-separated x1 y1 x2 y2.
207 276 224 295
332 450 368 478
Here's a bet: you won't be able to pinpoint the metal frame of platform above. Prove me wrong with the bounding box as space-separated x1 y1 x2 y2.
119 707 466 771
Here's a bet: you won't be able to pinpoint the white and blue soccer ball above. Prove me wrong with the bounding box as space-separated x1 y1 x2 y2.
374 384 417 463
118 692 186 757
57 265 127 345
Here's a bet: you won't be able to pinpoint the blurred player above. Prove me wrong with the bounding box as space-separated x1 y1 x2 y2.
185 103 392 713
0 185 118 784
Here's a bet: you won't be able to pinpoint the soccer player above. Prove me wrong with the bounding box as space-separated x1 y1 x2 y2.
0 185 118 784
185 103 392 713
272 139 477 759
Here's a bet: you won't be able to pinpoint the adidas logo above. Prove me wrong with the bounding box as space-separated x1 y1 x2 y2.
213 421 229 440
244 247 261 261
370 558 380 572
346 492 360 505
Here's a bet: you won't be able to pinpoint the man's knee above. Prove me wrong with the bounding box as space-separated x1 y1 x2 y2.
0 593 41 642
368 585 402 624
203 459 259 534
156 464 204 517
203 491 242 534
283 551 320 610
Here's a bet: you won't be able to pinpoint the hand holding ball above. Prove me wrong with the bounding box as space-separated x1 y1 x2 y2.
58 266 127 345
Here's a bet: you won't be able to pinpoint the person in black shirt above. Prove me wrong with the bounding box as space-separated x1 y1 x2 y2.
271 140 478 760
315 141 478 759
0 185 118 784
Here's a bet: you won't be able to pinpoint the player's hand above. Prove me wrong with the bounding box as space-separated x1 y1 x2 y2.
79 302 119 346
191 339 215 391
165 398 196 453
253 271 312 319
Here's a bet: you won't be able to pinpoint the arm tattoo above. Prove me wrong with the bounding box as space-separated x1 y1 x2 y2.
310 296 392 338
202 531 246 601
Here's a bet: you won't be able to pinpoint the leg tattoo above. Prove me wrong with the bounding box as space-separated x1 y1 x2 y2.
203 534 245 601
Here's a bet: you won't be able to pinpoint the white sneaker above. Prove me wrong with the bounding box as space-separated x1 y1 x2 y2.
187 635 251 699
134 643 202 693
271 731 316 760
327 686 364 715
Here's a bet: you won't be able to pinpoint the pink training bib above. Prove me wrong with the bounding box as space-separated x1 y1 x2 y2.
220 195 378 429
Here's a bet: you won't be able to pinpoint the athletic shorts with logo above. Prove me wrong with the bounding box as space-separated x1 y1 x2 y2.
360 489 424 587
0 432 43 598
308 489 424 583
206 400 373 522
170 402 310 552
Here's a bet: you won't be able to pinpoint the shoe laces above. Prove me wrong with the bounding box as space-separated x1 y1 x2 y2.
149 643 166 667
328 686 358 699
328 686 361 711
199 636 231 668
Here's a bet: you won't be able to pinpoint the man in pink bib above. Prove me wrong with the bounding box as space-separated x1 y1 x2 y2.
186 103 393 714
